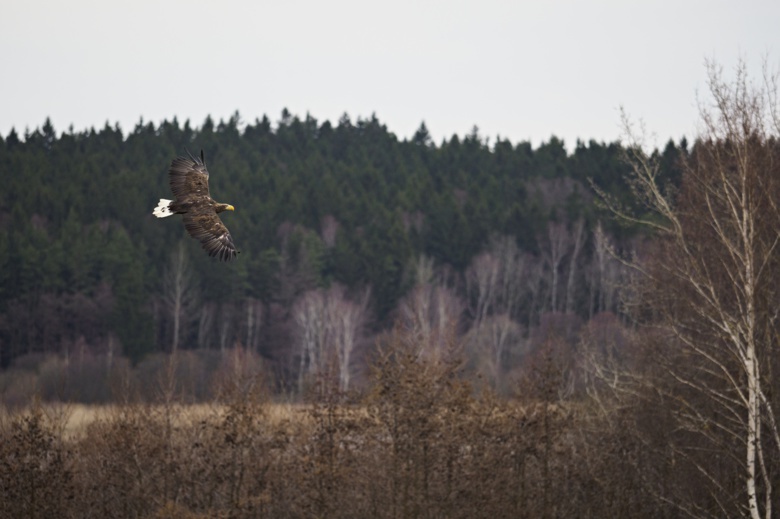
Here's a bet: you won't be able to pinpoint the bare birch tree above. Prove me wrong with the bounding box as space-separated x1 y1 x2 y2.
466 235 527 326
465 236 528 390
490 234 527 319
589 222 621 316
243 297 263 354
327 285 370 392
603 60 780 518
542 222 569 313
162 241 200 353
466 252 499 328
564 219 585 314
467 313 524 391
399 281 464 362
293 289 326 392
292 284 370 393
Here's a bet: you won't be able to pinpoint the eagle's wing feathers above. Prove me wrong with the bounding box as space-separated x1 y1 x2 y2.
169 156 210 202
182 211 238 262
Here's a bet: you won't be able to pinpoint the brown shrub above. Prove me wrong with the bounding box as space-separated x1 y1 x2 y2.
0 326 662 518
0 401 75 518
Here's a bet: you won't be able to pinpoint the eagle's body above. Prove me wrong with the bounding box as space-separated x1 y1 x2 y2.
153 150 238 261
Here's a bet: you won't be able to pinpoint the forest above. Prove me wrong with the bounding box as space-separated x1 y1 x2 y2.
4 62 780 518
0 102 681 394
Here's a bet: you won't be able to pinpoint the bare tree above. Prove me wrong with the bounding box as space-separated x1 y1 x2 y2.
465 236 529 390
293 289 326 392
327 285 370 392
162 242 200 353
525 258 545 328
588 222 625 316
243 298 263 354
493 236 527 319
590 222 609 316
542 222 569 313
603 60 780 518
467 313 524 392
398 280 464 363
466 235 527 326
564 219 585 314
292 285 370 393
466 252 499 328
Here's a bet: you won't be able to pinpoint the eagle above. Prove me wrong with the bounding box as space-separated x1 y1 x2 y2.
153 150 239 261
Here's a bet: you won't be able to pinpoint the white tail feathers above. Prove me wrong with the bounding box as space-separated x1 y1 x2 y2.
153 199 174 218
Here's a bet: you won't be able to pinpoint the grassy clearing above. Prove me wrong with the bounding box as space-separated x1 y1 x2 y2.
1 401 316 440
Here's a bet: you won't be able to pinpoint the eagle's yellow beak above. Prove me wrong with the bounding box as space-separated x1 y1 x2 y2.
226 205 235 211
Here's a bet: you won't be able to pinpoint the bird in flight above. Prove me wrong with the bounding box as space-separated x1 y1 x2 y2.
153 150 239 261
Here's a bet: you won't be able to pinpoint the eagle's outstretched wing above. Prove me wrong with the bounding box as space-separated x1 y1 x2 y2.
169 149 211 202
182 211 238 261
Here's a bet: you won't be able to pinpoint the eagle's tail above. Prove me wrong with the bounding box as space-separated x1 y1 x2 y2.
153 199 174 218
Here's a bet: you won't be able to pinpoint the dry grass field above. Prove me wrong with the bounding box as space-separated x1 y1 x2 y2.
8 402 310 440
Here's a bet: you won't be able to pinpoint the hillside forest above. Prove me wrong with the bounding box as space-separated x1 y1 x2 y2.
4 62 780 518
0 103 681 394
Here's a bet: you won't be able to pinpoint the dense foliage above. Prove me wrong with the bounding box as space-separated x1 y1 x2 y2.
0 112 685 382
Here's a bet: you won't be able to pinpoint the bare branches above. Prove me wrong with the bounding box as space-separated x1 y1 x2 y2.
162 242 201 354
607 58 780 519
292 284 371 393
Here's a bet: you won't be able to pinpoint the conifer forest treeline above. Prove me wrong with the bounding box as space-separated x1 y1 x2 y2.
0 110 681 391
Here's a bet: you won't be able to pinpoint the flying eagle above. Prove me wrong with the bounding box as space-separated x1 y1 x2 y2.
153 150 239 261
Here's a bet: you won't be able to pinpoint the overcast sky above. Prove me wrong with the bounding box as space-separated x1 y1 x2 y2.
1 0 778 150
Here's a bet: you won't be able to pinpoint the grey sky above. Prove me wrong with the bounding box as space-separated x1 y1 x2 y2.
1 0 778 149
